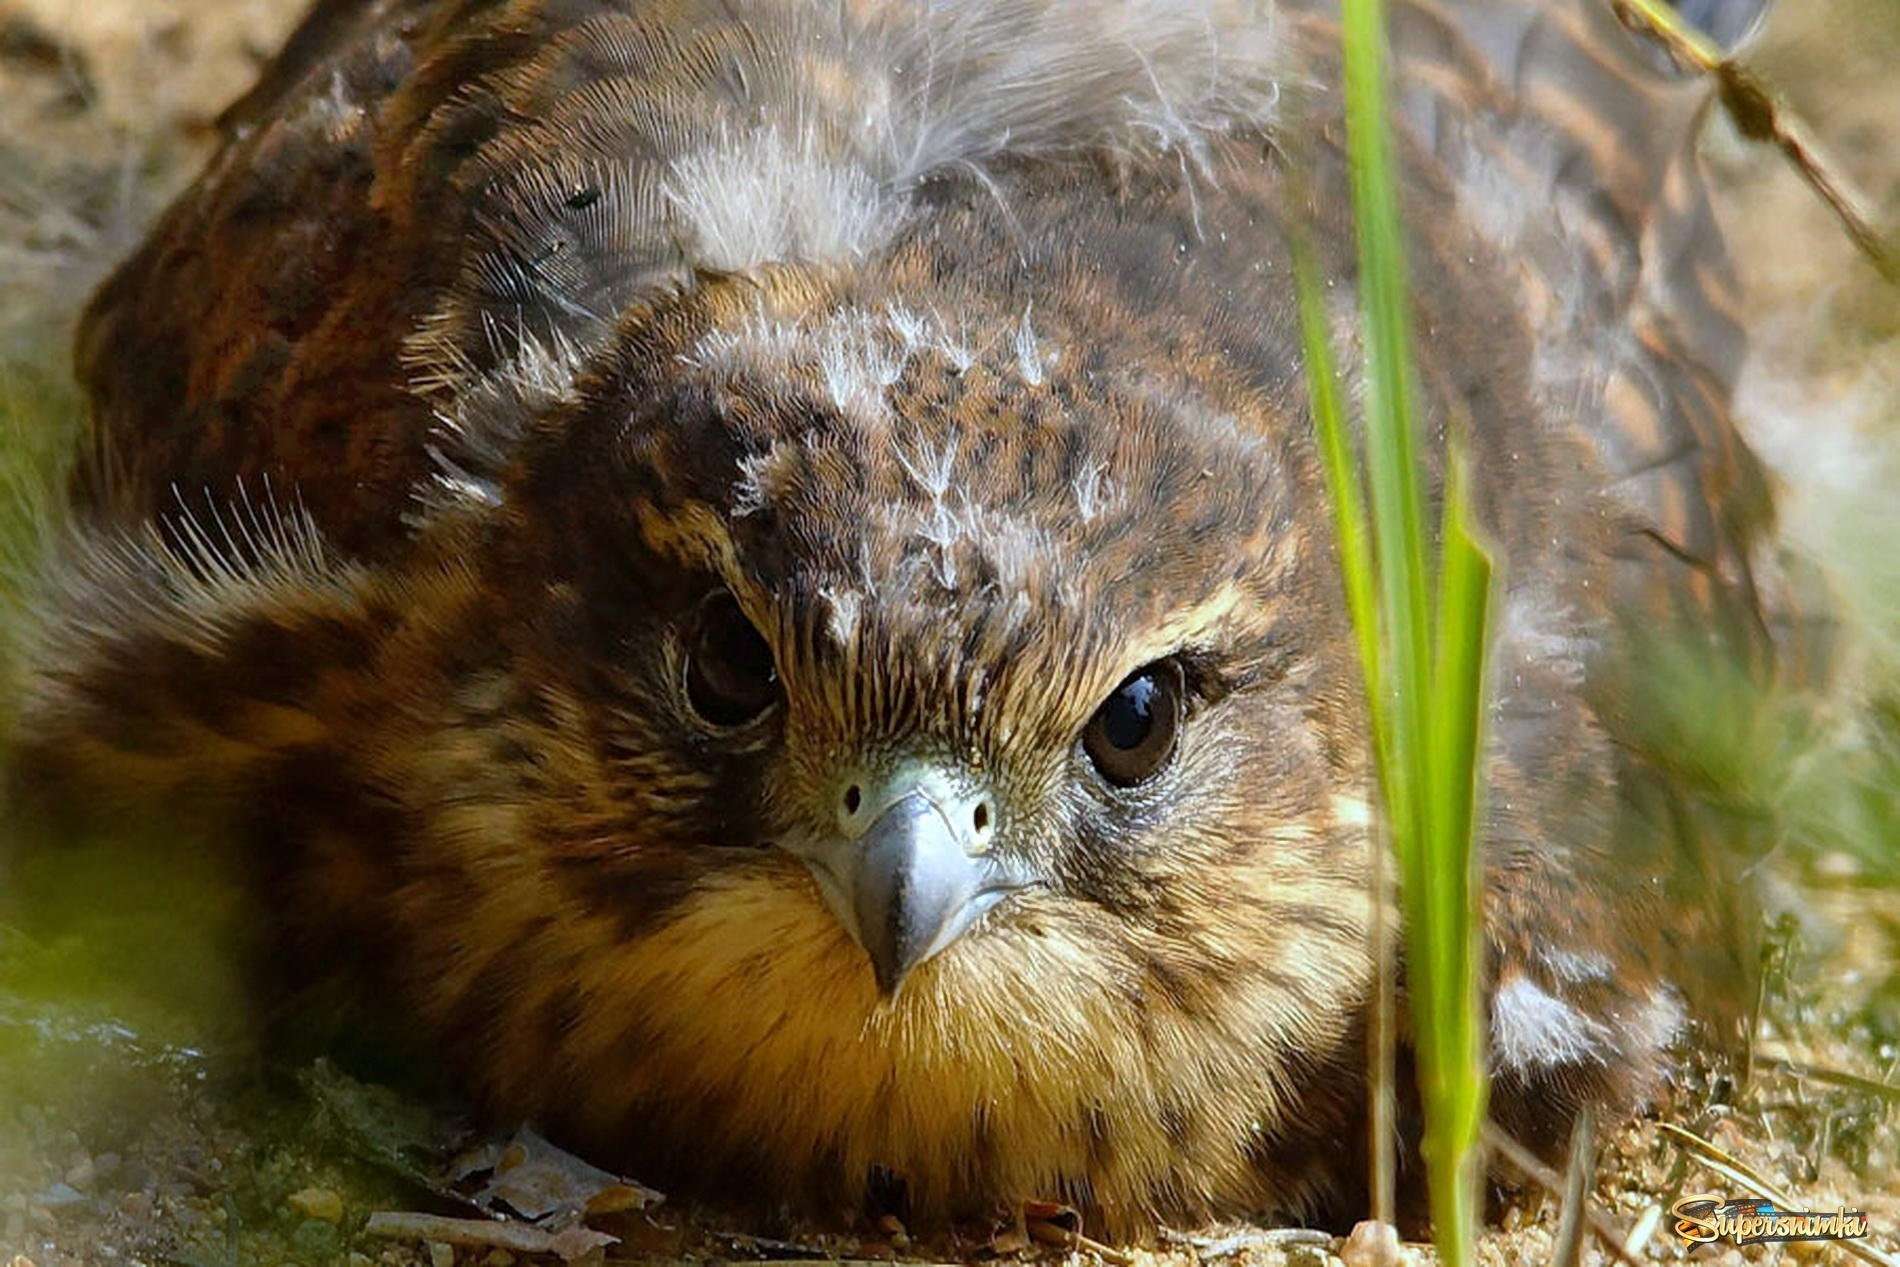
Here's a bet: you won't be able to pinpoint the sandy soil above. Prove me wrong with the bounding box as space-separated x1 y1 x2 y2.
0 1 1896 1265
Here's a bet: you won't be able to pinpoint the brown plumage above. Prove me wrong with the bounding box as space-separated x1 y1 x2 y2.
7 0 1791 1238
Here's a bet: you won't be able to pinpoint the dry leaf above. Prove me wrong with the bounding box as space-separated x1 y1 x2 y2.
463 1127 663 1222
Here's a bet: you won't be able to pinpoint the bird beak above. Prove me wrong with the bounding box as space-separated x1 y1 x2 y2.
784 765 1026 995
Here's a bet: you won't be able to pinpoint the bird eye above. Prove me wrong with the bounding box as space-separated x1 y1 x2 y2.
1081 660 1184 787
684 591 779 727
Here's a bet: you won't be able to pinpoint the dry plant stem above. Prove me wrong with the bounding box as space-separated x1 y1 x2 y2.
363 1212 537 1247
1289 224 1396 1232
1655 1124 1900 1267
1550 1106 1597 1267
1481 1125 1644 1267
1645 1107 1725 1258
1735 81 1900 284
363 1211 613 1259
1073 1231 1137 1265
1622 1203 1666 1259
1610 0 1899 284
1744 942 1770 1089
1370 821 1396 1225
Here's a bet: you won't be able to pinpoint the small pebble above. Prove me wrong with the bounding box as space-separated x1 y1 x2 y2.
118 1192 153 1221
1814 850 1861 880
292 1217 344 1259
1340 1219 1400 1267
429 1242 455 1267
346 1254 375 1267
481 1252 515 1267
37 1184 85 1210
285 1186 343 1224
64 1159 95 1192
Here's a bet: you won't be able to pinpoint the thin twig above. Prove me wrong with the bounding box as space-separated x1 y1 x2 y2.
1745 940 1771 1088
1483 1125 1645 1267
1610 0 1899 284
1757 1055 1900 1104
1655 1123 1899 1267
1167 1227 1335 1259
1550 1106 1597 1267
363 1211 618 1260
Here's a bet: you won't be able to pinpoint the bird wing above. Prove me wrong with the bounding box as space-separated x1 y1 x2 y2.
1287 0 1800 1088
1286 0 1794 688
213 0 416 139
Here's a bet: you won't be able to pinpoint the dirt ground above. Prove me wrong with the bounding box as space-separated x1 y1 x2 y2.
1 0 1897 1265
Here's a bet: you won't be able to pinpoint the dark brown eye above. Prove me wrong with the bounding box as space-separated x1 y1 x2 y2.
1081 660 1184 787
684 591 779 726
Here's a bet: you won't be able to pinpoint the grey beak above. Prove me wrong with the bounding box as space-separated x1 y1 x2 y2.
784 766 1028 995
853 791 992 993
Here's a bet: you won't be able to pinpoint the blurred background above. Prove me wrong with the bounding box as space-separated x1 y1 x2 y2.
0 0 1895 1263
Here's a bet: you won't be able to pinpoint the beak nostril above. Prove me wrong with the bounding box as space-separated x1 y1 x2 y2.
844 784 863 816
972 802 990 834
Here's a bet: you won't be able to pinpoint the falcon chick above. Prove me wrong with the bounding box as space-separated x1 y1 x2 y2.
8 0 1786 1237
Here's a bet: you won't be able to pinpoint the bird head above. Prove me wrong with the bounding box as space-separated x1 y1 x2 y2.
475 253 1378 1009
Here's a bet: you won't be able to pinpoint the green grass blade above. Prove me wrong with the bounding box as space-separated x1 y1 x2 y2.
1293 244 1383 747
1426 457 1490 1019
1417 456 1493 1260
1341 0 1431 911
1334 0 1494 1260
